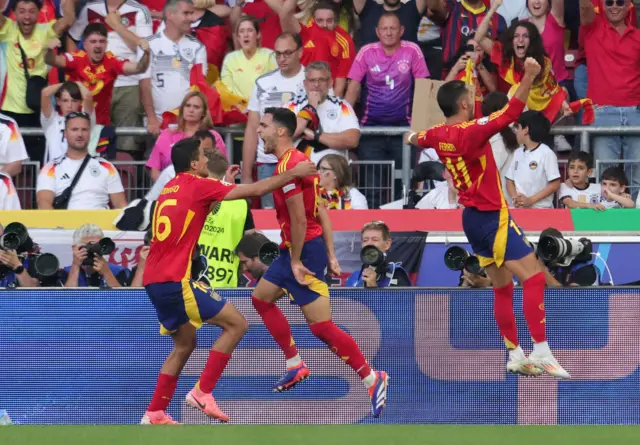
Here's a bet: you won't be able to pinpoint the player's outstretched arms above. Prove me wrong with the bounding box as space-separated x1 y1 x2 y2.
223 161 317 201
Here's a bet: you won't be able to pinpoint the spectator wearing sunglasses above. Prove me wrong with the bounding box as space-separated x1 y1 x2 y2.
36 111 128 210
579 0 640 198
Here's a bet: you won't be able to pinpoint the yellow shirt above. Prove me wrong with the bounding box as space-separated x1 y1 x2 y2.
220 48 276 101
0 20 57 114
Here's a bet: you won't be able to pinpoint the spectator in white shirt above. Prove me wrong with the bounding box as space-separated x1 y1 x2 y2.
36 112 128 210
559 151 604 210
482 92 518 207
416 169 459 210
140 0 208 137
599 167 635 209
506 110 561 209
0 112 29 178
318 154 367 209
0 171 21 210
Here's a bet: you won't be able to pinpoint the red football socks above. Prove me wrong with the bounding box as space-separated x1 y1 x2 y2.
493 281 519 349
147 373 179 412
251 295 299 359
198 350 232 394
309 320 372 379
523 272 547 343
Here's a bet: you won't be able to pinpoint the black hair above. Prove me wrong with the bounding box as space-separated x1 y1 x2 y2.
171 137 201 174
12 0 41 10
236 231 271 257
264 107 297 138
194 130 216 146
601 167 628 187
82 22 109 40
500 21 547 83
275 31 303 50
517 110 551 143
312 1 337 16
55 81 82 102
437 80 469 118
65 111 91 127
567 151 593 170
482 92 518 151
540 226 562 239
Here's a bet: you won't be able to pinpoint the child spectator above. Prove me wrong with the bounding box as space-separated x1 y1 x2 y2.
506 110 561 208
559 152 603 210
599 167 635 209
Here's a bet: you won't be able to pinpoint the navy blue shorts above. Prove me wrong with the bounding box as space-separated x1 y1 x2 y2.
462 207 533 268
262 237 329 306
145 279 226 335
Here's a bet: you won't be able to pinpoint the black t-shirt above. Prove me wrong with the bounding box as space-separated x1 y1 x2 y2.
357 0 422 48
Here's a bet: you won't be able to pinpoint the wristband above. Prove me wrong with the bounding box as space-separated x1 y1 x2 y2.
13 265 25 275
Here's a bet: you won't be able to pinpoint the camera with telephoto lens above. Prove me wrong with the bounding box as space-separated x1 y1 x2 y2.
360 245 387 272
443 246 485 275
537 235 592 268
81 238 116 266
259 241 280 266
0 222 60 283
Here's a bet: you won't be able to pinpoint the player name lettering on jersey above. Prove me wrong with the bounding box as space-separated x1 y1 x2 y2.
161 185 180 195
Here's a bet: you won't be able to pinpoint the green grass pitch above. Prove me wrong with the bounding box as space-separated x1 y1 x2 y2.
1 425 639 445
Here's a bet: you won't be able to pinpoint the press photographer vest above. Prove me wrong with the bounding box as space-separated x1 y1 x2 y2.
345 263 405 288
197 200 247 288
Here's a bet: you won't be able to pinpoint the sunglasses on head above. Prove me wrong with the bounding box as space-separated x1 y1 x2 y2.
604 0 627 6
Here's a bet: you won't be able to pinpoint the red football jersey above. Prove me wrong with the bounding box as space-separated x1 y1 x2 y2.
416 97 526 211
273 149 323 248
64 51 126 126
300 23 355 79
143 173 236 285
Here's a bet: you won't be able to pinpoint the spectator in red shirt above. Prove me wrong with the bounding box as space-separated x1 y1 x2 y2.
45 23 151 126
269 0 356 98
231 0 282 50
579 0 640 199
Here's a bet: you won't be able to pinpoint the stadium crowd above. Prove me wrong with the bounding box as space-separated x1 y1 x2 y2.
0 0 639 212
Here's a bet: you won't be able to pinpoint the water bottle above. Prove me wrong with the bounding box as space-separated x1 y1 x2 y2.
0 410 13 426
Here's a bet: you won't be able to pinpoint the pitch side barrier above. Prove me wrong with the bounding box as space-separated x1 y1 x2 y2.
2 287 640 425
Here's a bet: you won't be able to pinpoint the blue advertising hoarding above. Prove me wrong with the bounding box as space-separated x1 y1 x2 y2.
1 288 640 425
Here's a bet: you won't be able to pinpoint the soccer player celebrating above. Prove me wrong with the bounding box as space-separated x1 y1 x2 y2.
141 137 317 425
407 58 570 379
252 107 389 418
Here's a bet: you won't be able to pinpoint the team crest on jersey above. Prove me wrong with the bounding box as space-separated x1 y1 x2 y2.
477 117 489 125
89 165 100 177
529 161 538 170
326 108 338 120
589 195 600 204
120 16 130 27
397 61 410 74
331 43 339 57
180 47 194 60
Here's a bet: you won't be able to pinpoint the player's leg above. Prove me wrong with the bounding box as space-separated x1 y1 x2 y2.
300 296 389 417
142 322 197 425
251 253 309 391
503 252 570 378
185 301 248 422
484 262 541 377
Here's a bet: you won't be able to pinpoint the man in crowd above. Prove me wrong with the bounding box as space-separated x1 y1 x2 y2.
286 61 360 165
0 112 28 178
354 0 426 47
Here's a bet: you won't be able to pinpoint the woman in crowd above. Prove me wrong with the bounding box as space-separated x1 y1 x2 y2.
474 0 570 124
481 92 519 207
318 154 368 209
40 81 115 163
146 91 227 181
220 15 276 103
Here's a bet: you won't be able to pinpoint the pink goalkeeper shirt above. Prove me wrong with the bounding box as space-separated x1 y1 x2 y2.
146 128 228 171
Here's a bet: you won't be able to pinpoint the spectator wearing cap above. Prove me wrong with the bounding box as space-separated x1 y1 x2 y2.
579 0 640 198
36 111 127 210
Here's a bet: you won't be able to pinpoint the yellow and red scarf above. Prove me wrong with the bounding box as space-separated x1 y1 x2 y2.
455 58 484 119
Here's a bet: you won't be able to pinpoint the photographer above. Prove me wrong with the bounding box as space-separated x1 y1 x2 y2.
59 224 132 288
0 223 39 288
537 227 599 287
236 231 272 285
345 221 412 288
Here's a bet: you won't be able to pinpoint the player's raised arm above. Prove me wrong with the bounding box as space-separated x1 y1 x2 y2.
223 162 317 201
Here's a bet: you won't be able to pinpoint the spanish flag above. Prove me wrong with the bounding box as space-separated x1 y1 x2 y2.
161 65 248 129
569 98 595 125
492 42 567 122
455 58 484 119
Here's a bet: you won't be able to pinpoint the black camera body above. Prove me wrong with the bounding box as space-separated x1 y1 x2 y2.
259 241 281 266
360 245 387 272
0 222 60 284
81 238 116 266
443 245 485 275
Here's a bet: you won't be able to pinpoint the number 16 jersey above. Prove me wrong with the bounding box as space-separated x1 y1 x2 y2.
143 173 236 285
416 97 526 211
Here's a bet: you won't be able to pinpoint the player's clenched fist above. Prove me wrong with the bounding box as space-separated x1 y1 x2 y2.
290 160 317 178
523 57 541 78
